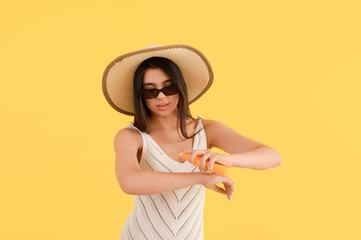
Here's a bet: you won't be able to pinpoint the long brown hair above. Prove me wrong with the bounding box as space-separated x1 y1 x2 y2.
130 57 204 139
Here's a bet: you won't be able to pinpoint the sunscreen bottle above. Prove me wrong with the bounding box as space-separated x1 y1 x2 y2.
181 153 229 176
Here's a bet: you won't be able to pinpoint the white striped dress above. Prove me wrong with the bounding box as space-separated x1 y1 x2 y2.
119 115 207 240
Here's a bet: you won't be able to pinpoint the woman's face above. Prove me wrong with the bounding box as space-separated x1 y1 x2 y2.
142 68 179 116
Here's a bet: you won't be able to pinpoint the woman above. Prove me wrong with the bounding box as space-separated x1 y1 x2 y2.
102 44 281 240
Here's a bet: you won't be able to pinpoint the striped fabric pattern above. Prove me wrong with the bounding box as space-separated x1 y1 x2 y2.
120 115 207 240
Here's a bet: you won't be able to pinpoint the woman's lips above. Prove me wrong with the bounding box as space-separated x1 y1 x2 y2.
157 103 169 110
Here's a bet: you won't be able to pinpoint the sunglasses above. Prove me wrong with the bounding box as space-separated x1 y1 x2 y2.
140 83 179 99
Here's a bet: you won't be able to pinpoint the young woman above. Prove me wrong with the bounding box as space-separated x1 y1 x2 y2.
102 44 281 240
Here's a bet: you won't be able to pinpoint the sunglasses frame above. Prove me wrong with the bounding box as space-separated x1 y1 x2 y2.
140 83 179 99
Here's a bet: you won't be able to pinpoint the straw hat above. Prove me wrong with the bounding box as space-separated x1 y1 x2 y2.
102 44 214 116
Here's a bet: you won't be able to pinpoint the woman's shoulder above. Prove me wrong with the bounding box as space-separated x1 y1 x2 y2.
187 115 212 125
114 127 144 167
184 115 215 129
201 117 233 133
198 116 216 128
114 126 143 150
197 117 225 149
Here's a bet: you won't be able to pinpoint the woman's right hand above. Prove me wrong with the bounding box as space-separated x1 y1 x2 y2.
201 173 234 200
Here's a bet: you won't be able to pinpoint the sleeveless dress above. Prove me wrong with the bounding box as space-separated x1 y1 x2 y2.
119 115 207 240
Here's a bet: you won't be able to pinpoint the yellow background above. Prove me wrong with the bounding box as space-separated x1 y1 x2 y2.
1 0 360 239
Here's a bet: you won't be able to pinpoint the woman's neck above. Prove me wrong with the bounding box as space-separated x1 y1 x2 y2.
148 114 191 132
148 114 178 131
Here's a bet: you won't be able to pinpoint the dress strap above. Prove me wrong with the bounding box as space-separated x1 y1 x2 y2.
127 123 138 130
198 115 204 126
127 122 144 135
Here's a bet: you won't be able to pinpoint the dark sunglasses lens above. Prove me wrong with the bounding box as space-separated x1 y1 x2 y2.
142 89 158 99
141 84 179 99
163 85 179 95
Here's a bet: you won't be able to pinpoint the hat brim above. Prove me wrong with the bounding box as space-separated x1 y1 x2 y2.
102 44 214 116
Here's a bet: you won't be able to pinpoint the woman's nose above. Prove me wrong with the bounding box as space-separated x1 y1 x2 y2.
157 91 166 98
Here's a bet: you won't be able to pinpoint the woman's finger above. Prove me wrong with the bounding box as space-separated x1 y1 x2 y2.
189 150 205 164
199 152 212 172
207 155 217 173
224 179 235 200
210 185 226 194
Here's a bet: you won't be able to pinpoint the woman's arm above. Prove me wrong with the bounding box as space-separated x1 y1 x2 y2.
114 128 203 195
119 170 205 195
228 146 281 170
114 128 234 199
201 119 282 170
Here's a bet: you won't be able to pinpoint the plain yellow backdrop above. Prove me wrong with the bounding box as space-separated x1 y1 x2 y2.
1 0 360 239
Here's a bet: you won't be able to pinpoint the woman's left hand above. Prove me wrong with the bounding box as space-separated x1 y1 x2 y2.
179 149 233 173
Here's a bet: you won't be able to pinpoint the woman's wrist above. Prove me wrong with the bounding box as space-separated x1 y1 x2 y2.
193 172 208 185
225 154 234 168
